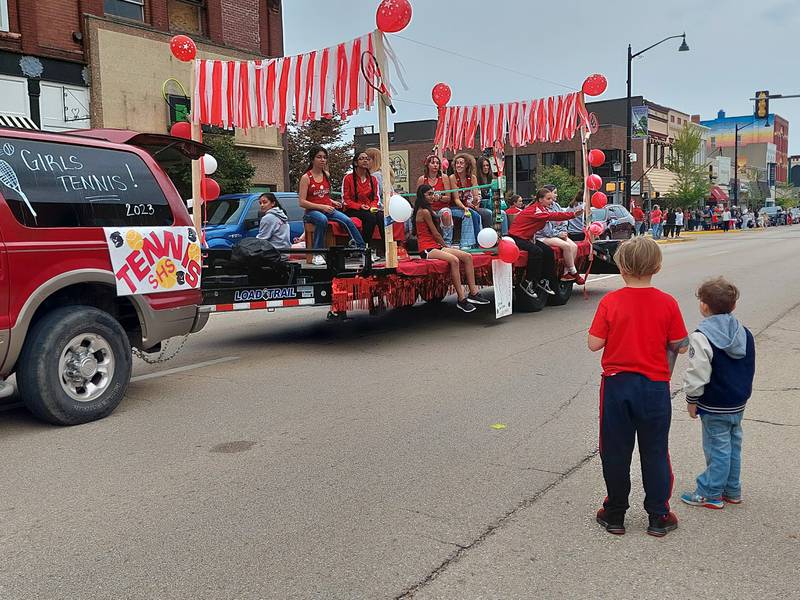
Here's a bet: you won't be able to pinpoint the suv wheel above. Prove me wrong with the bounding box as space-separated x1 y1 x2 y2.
17 306 132 425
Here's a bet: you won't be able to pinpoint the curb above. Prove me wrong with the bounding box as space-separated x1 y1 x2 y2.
655 237 694 245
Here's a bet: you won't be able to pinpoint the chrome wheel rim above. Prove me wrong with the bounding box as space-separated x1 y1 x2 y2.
58 333 115 402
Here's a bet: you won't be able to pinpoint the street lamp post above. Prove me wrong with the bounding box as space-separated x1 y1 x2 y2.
625 33 689 209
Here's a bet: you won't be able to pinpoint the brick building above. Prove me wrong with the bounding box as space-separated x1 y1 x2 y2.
355 96 709 208
0 0 287 190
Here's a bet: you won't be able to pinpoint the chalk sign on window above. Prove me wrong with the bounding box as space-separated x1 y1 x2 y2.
104 226 201 296
0 136 172 228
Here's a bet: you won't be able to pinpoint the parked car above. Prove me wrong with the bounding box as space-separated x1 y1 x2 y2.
758 206 787 226
203 192 305 248
0 127 208 424
591 204 635 239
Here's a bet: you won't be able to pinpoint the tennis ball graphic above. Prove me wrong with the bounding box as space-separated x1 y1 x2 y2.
126 230 144 251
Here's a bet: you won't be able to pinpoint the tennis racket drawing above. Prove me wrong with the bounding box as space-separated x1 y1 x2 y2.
0 159 36 219
361 51 396 114
0 159 37 218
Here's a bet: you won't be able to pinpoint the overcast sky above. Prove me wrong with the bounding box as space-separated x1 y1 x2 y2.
283 0 800 154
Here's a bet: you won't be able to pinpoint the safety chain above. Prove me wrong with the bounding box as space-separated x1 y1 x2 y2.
132 335 190 365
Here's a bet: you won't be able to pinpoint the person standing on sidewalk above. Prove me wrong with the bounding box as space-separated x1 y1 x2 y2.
632 204 645 236
650 205 663 239
674 207 684 237
722 207 732 232
588 237 689 537
681 278 755 509
664 208 676 238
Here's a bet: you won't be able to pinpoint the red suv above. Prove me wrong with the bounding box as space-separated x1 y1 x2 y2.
0 128 208 425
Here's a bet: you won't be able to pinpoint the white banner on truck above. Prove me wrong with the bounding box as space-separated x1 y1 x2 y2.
492 259 513 319
103 227 202 296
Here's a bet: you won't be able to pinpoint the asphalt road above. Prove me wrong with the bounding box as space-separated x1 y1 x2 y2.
1 227 799 599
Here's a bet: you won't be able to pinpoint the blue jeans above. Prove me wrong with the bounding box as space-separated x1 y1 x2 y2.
449 208 481 248
304 209 365 250
695 412 743 500
651 222 663 239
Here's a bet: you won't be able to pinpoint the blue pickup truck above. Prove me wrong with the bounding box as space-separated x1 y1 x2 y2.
202 192 306 249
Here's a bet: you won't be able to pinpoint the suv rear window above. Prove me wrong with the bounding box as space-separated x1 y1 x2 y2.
0 136 172 228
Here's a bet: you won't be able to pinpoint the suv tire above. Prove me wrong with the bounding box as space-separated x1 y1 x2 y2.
547 279 574 306
17 306 132 425
514 283 547 312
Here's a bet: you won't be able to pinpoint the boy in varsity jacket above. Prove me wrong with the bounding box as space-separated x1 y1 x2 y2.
681 278 756 509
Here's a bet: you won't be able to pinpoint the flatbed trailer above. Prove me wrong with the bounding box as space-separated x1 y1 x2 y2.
199 239 621 319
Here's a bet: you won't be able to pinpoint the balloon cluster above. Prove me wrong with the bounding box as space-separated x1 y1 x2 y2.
169 122 220 202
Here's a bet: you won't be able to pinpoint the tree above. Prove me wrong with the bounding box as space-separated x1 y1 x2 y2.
745 166 767 207
536 164 582 204
775 182 799 209
165 134 256 200
286 116 351 192
665 124 710 209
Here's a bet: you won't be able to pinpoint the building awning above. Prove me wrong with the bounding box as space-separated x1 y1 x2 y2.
0 113 39 130
710 185 729 201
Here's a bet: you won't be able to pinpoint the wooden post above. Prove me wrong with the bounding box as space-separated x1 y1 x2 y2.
373 31 397 268
190 63 203 237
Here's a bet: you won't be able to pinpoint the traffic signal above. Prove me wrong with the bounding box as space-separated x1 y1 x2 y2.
755 90 769 119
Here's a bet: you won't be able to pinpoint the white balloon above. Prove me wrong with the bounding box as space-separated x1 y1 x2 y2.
388 194 413 222
477 227 498 248
202 154 218 175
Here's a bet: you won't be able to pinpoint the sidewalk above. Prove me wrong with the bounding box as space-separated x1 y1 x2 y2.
412 308 800 600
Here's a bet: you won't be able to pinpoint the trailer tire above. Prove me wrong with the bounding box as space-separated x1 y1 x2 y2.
17 306 132 426
547 280 574 306
514 283 547 313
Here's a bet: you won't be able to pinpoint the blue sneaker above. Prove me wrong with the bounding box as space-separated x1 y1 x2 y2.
680 491 724 509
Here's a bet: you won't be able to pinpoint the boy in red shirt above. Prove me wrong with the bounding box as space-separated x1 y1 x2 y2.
588 236 689 537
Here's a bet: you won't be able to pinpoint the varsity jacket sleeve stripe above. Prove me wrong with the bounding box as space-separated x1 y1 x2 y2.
684 331 713 403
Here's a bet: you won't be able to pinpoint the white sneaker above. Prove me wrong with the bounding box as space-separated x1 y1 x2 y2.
312 255 326 266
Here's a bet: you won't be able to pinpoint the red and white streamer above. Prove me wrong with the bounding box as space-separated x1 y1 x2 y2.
193 31 399 131
434 91 591 151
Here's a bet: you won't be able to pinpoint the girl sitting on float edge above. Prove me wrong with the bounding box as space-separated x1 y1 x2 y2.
413 184 490 313
416 154 455 244
343 149 384 258
299 145 365 266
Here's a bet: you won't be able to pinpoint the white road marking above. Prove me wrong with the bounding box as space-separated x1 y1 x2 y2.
708 250 730 256
588 274 620 282
131 356 240 382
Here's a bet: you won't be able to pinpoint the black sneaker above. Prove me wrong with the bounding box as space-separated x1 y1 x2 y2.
467 293 490 305
537 279 556 295
520 280 539 299
596 508 625 535
647 512 678 537
457 298 477 313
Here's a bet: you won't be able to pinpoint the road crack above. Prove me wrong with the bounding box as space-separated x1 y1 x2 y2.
394 451 598 599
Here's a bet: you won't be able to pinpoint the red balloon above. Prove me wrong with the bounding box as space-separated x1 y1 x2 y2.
432 83 451 108
201 177 220 202
586 174 603 191
591 191 608 209
170 121 192 139
498 237 520 264
582 74 608 97
376 0 413 33
170 35 197 62
588 149 606 168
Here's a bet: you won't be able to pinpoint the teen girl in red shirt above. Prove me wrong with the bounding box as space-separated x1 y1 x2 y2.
343 150 384 256
413 184 489 313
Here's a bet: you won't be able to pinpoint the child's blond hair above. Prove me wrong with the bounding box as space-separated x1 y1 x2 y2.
614 236 662 277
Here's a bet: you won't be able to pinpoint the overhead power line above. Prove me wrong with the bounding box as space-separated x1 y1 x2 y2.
393 34 578 93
